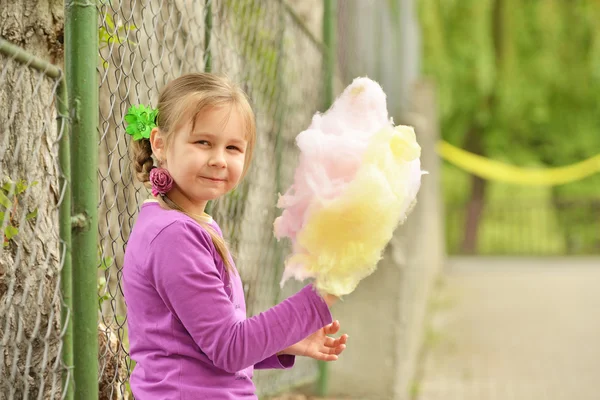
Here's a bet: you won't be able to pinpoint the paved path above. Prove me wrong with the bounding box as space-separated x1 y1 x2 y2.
417 257 600 400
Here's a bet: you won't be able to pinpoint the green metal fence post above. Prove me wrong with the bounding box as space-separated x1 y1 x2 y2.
57 76 74 400
317 0 336 396
65 1 99 399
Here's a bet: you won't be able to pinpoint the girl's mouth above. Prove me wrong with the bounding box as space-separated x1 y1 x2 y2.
201 176 226 182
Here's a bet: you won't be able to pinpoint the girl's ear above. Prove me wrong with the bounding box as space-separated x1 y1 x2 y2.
150 127 166 163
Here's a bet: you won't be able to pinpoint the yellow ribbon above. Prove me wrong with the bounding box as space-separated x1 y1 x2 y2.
437 140 600 186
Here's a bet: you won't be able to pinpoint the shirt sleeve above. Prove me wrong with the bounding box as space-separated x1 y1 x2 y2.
148 220 332 374
254 354 295 370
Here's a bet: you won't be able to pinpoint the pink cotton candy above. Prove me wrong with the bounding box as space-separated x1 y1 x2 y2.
274 77 392 243
273 77 424 295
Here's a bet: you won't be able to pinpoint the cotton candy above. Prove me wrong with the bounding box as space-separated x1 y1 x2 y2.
273 77 425 297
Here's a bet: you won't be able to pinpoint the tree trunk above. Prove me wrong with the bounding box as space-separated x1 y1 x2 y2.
460 0 506 254
460 126 488 254
0 1 64 398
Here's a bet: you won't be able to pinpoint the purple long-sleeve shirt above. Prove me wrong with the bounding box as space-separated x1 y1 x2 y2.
123 201 332 399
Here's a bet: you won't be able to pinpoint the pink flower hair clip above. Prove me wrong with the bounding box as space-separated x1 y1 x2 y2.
149 167 174 197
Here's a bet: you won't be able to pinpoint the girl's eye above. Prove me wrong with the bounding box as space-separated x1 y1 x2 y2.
227 145 241 151
196 140 210 146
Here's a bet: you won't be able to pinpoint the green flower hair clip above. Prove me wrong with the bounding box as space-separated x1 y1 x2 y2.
124 104 158 140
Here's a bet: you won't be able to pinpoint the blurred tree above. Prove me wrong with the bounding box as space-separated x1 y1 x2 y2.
418 0 600 252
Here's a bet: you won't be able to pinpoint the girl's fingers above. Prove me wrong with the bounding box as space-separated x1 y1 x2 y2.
333 344 346 355
325 333 348 348
313 341 347 361
320 343 346 355
324 320 340 334
323 334 348 347
320 347 345 361
318 353 338 362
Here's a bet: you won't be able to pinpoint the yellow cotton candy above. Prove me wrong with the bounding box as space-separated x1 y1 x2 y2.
289 125 422 296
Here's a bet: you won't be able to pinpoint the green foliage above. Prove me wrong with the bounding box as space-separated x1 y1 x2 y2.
97 246 114 308
98 13 137 49
98 11 137 70
0 192 10 209
419 0 600 254
443 163 599 255
418 0 496 145
1 177 39 247
419 0 600 174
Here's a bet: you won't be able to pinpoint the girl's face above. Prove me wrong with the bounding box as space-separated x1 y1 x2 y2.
153 105 248 215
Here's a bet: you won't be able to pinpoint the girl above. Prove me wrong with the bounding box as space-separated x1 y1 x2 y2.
122 73 347 399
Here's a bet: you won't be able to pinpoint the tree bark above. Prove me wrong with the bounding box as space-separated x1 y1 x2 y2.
0 1 64 398
460 126 488 254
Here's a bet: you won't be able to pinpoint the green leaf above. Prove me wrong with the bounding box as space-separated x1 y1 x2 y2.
4 225 18 240
0 212 5 221
16 180 28 195
98 27 111 44
113 34 126 45
26 209 38 220
99 256 114 270
0 192 11 209
104 13 116 31
1 180 14 193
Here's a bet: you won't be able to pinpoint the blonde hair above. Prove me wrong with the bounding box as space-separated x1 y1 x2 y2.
131 73 256 274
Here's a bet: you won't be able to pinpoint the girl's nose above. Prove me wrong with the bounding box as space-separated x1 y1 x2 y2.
208 150 226 168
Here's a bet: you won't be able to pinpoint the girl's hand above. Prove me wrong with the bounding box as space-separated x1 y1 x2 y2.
278 320 348 361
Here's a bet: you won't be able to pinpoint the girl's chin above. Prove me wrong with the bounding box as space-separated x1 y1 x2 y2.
191 192 223 203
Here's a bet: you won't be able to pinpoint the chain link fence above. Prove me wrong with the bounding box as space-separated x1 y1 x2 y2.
0 40 69 399
0 1 328 397
97 0 326 397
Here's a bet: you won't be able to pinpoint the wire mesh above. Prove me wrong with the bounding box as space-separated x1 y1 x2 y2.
97 0 326 397
0 43 68 399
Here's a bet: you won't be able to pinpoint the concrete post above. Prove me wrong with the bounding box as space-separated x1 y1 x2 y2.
303 0 444 397
323 81 444 399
